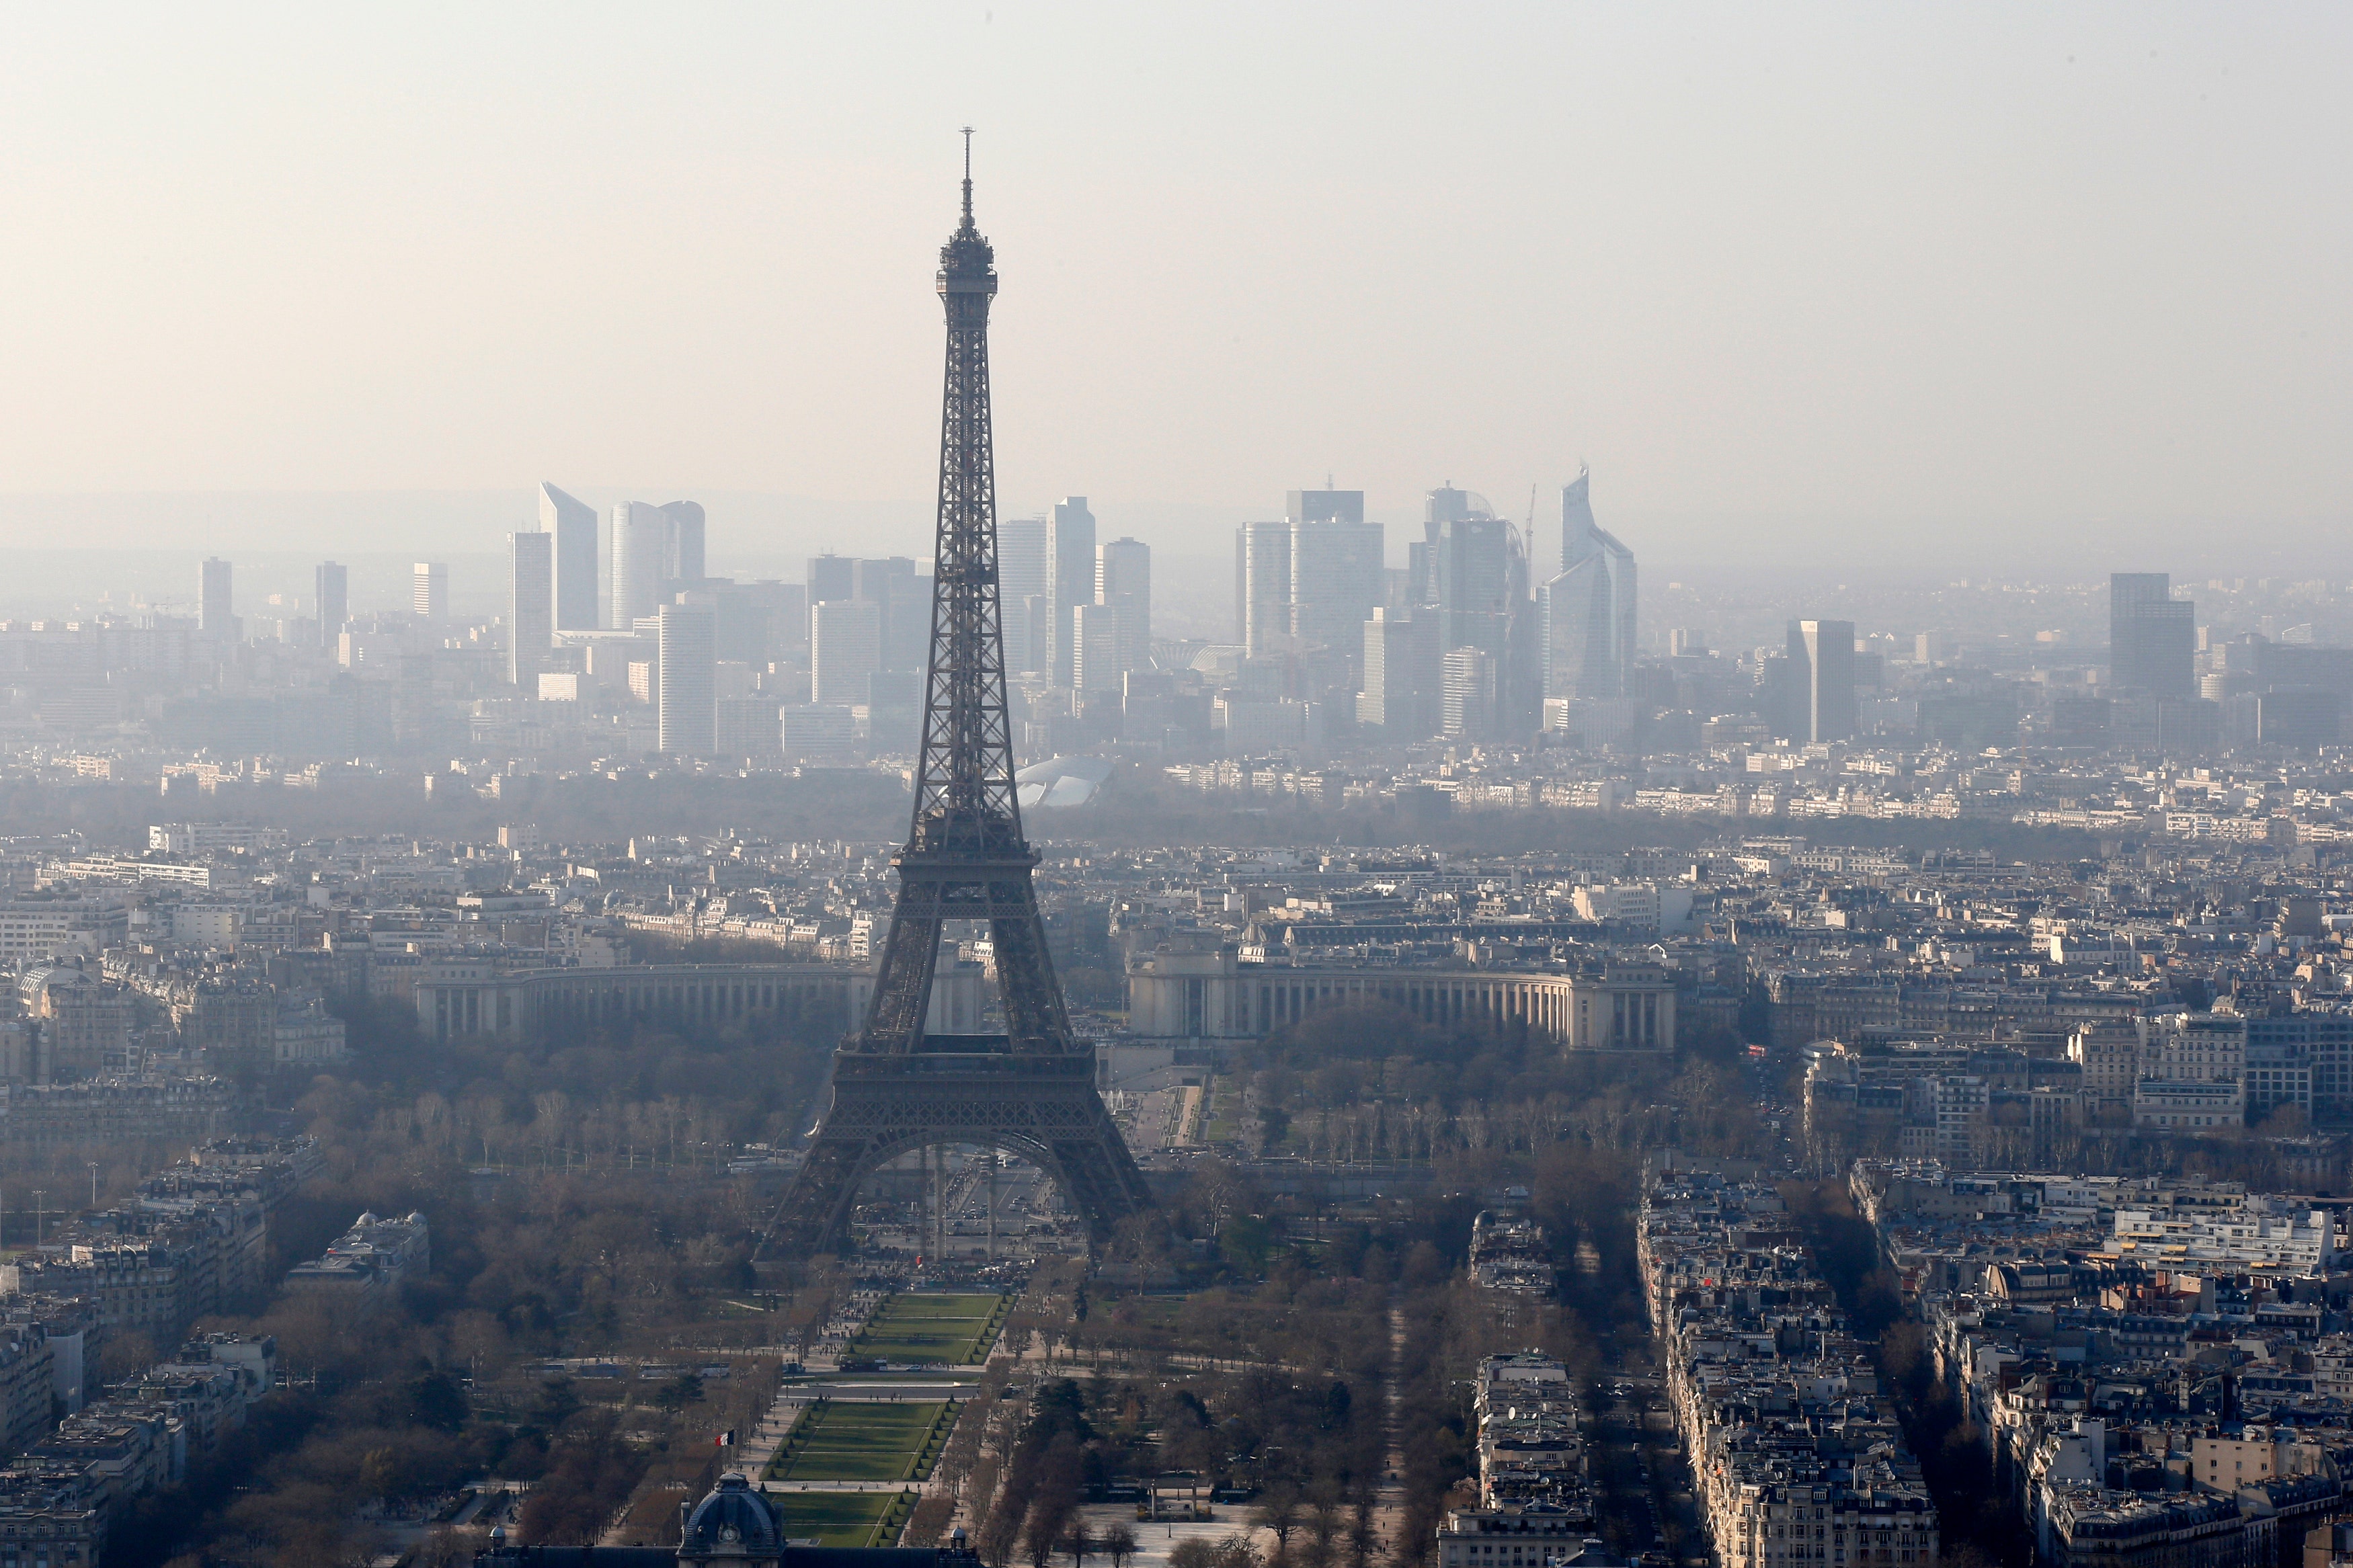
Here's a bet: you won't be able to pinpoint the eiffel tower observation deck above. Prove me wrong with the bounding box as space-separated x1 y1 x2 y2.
766 138 1153 1259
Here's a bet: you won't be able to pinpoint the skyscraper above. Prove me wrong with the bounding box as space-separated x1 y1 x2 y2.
1047 497 1096 686
811 599 883 703
1442 646 1496 741
1418 486 1477 606
1286 489 1363 527
1435 513 1513 660
1242 519 1292 657
1096 536 1152 667
851 556 928 672
314 561 348 649
1359 606 1440 739
198 558 233 638
508 531 553 688
2110 573 2196 698
538 483 600 630
610 502 668 628
1786 619 1858 743
998 516 1049 674
1072 601 1131 695
661 500 707 583
1540 468 1637 703
806 553 856 605
412 562 448 620
657 598 717 755
1286 486 1382 661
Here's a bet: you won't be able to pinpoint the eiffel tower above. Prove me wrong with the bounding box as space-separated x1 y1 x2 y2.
766 137 1153 1259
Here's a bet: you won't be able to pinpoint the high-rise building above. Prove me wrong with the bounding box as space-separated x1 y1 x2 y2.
1072 602 1133 695
1417 486 1477 606
1786 619 1858 743
199 558 233 638
1290 518 1384 657
811 599 883 703
1241 519 1292 657
849 556 930 672
1435 513 1513 660
539 483 600 630
1286 489 1363 527
661 501 706 584
1540 468 1637 703
657 598 717 755
1047 497 1096 686
999 517 1049 674
2110 573 2196 698
1359 607 1439 739
1442 646 1496 741
412 562 448 621
806 553 856 604
1096 536 1152 667
508 532 553 688
610 502 668 628
313 561 348 648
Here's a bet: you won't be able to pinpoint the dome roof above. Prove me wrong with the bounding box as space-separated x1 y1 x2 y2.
682 1473 780 1556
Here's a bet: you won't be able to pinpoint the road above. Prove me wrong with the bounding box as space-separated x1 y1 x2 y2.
1585 1362 1706 1567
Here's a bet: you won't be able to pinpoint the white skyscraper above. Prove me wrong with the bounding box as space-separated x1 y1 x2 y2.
998 516 1049 675
1047 497 1096 687
811 599 883 704
610 501 668 628
657 598 717 755
538 482 600 630
508 531 553 688
1095 536 1152 668
413 561 448 620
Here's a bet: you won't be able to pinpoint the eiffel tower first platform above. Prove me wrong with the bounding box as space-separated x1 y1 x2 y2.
766 141 1153 1259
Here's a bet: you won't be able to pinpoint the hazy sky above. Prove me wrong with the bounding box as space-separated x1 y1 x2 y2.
1 5 2346 574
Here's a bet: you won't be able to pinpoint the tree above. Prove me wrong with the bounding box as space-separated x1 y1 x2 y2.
653 1372 705 1410
979 1508 1022 1567
1170 1543 1220 1568
1213 1534 1266 1568
1101 1523 1140 1568
1250 1484 1302 1555
1024 1504 1067 1568
1060 1520 1096 1568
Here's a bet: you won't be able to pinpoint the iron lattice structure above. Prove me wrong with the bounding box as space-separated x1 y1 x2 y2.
766 150 1153 1258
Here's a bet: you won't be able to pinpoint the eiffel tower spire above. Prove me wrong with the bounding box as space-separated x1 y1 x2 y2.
765 138 1152 1258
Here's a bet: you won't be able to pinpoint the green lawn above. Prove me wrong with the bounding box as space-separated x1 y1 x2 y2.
844 1292 1007 1366
771 1400 957 1483
766 1489 909 1547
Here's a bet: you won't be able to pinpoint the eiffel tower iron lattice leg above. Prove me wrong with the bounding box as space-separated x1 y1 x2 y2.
764 136 1152 1260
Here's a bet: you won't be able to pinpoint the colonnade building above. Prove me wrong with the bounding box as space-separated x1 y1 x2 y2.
412 961 878 1039
1125 946 1677 1052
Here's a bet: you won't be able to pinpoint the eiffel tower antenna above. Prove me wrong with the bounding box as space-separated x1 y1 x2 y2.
764 140 1153 1260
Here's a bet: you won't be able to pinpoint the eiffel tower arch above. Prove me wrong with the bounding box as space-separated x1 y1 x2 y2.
765 138 1152 1260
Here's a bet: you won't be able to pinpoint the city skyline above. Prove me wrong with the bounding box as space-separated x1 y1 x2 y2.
7 15 2353 1568
0 9 2346 579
